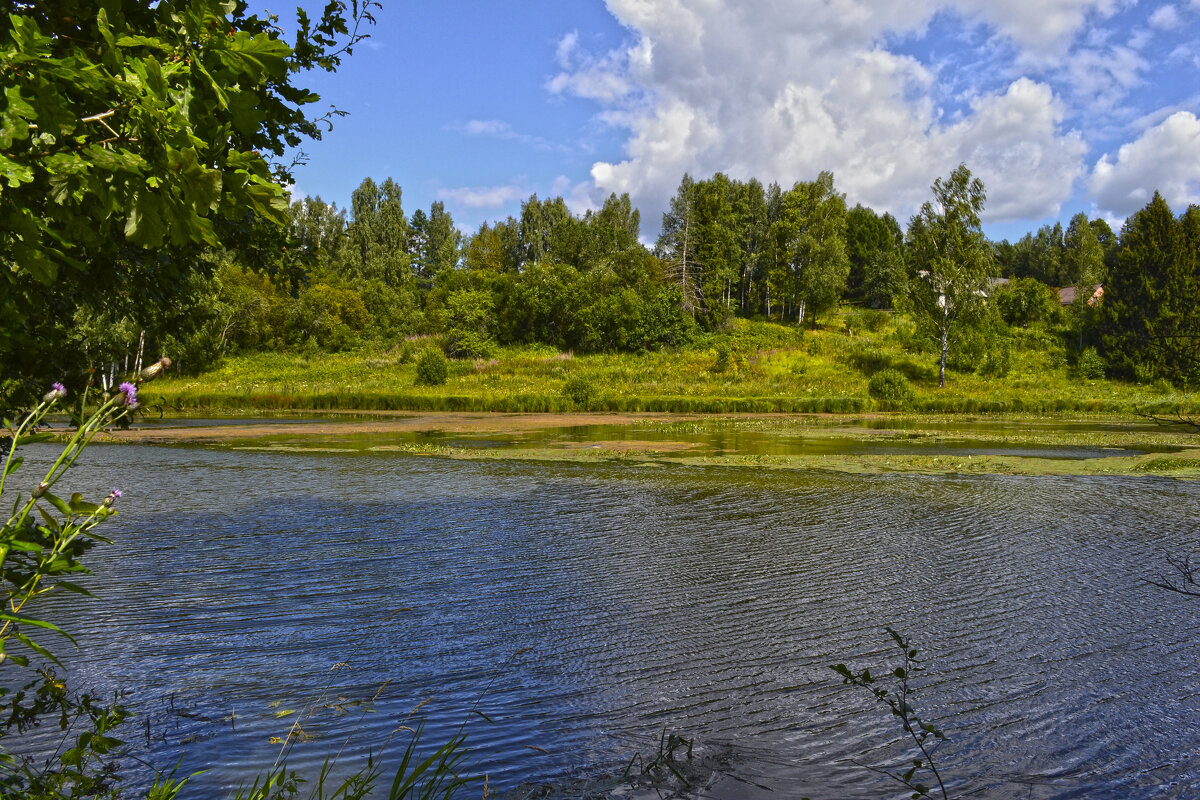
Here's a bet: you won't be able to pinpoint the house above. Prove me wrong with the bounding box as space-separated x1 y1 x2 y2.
1058 284 1104 306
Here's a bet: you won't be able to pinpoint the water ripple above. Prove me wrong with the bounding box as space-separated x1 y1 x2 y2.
13 445 1200 798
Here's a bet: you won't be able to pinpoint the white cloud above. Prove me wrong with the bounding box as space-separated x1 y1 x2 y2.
546 32 636 103
1060 43 1147 110
941 79 1088 220
1089 111 1200 216
457 119 566 152
1149 4 1181 29
464 119 514 137
956 0 1121 55
1168 42 1200 67
573 0 1093 230
437 183 526 209
551 175 604 215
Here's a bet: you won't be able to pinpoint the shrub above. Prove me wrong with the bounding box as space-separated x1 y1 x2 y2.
980 340 1012 378
995 277 1059 327
414 348 449 386
845 308 889 334
1077 347 1106 380
868 368 915 410
713 341 732 373
562 375 596 409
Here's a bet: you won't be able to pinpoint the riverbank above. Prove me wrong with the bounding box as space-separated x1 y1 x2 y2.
140 318 1200 417
99 411 1200 478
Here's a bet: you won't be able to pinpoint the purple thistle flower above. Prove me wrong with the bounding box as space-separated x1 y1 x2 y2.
103 488 122 507
42 382 67 402
117 381 139 408
111 489 122 499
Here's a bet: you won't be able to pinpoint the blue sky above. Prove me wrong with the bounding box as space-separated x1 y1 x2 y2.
278 0 1200 242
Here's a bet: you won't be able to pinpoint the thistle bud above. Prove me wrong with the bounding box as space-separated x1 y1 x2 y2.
42 382 67 403
103 488 122 507
138 357 172 383
32 481 49 498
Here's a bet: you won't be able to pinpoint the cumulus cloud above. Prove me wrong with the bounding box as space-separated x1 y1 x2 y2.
1090 111 1200 216
437 183 526 209
551 175 604 215
1149 4 1181 29
569 0 1097 229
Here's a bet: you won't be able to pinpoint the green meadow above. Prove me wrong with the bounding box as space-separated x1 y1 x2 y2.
142 314 1200 417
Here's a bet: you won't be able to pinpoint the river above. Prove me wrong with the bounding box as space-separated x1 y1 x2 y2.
18 431 1200 798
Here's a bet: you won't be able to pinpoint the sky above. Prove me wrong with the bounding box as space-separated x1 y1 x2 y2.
276 0 1200 242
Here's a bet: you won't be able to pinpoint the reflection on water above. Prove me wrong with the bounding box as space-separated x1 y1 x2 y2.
20 442 1200 799
199 419 1181 461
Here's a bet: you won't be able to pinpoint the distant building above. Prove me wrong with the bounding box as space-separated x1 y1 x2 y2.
1058 284 1104 306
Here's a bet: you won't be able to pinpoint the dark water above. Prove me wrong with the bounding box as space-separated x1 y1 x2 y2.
16 442 1200 798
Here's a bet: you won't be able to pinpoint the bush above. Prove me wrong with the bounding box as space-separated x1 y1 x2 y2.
980 340 1012 378
995 277 1059 328
845 308 889 334
712 341 732 373
868 368 915 410
414 348 449 386
1077 347 1106 380
562 375 596 409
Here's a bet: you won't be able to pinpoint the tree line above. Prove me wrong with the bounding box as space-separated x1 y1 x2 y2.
7 146 1200 403
139 168 1195 386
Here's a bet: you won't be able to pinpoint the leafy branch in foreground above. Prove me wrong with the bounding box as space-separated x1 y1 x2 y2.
831 628 951 800
0 378 157 798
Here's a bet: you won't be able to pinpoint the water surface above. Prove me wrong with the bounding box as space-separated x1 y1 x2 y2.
19 441 1200 798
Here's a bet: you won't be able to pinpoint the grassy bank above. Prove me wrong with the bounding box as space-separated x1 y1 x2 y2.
142 314 1200 416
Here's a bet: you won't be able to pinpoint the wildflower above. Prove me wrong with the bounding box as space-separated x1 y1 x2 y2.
103 488 122 507
42 382 67 402
117 381 138 408
138 356 172 383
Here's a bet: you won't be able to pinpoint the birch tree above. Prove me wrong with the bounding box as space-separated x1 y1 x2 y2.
906 165 992 388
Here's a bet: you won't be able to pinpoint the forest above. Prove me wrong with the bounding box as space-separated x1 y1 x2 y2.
19 165 1196 409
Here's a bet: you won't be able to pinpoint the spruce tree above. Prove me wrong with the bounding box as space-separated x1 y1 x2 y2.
1101 193 1200 384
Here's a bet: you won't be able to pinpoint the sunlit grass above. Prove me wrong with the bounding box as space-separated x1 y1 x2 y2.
142 313 1200 416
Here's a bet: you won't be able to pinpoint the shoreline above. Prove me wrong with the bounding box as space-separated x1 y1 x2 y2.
88 411 1200 479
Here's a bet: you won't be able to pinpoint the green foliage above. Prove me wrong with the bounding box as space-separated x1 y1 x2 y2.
1100 193 1200 386
562 375 597 409
906 164 993 388
845 308 890 334
414 349 449 386
1077 347 1106 380
0 384 146 796
712 341 732 373
979 338 1012 378
0 0 375 402
143 313 1200 417
846 205 906 308
442 289 496 358
771 171 851 327
868 369 915 410
994 277 1058 328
